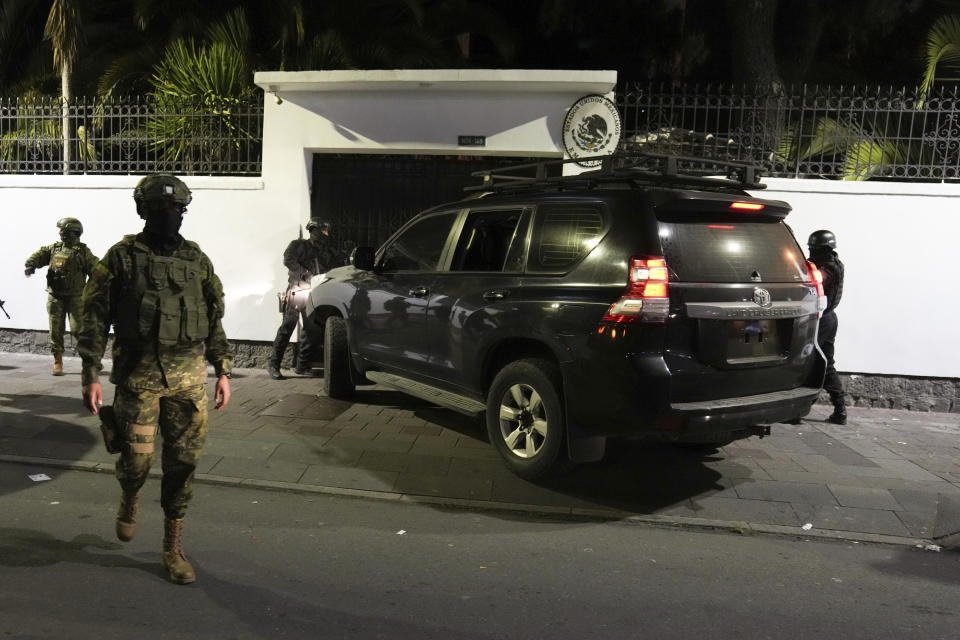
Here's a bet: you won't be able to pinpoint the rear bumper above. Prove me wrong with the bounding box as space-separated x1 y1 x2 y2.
563 350 821 439
666 386 820 434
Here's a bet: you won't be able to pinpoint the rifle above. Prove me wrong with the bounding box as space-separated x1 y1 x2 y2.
0 299 9 319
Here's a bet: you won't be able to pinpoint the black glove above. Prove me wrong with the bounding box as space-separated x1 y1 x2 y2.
24 267 35 276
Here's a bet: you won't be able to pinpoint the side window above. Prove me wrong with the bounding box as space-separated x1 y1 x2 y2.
527 204 606 273
450 209 527 272
379 212 457 272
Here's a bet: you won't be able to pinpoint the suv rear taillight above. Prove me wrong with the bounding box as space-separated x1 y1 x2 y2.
805 260 826 316
602 257 670 325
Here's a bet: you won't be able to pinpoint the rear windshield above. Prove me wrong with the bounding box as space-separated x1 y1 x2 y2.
657 217 807 283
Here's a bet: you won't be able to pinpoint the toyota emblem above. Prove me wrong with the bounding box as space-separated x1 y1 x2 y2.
753 287 772 307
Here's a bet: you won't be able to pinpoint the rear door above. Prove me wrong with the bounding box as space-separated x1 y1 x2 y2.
422 207 530 388
656 202 821 402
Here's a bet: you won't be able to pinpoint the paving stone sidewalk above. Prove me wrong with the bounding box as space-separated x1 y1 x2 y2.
2 352 960 547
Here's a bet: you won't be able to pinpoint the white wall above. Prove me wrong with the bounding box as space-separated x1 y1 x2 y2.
0 174 294 341
5 174 957 378
754 179 960 378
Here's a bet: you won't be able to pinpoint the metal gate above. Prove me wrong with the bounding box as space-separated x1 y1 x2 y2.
311 154 544 254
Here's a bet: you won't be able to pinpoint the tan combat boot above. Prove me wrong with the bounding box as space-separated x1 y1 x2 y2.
52 353 64 376
162 518 196 585
115 492 139 542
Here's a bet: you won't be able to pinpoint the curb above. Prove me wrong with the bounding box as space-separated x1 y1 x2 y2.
1 453 940 551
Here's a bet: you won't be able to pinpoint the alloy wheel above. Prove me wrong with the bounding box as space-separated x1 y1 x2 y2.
497 383 548 458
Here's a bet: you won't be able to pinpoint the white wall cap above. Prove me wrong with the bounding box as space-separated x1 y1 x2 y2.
0 174 264 190
757 177 960 198
254 69 617 94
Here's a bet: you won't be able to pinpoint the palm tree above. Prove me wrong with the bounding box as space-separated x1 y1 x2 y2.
920 15 960 102
44 0 83 174
145 8 258 173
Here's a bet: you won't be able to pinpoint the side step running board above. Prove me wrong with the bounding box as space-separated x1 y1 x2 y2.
364 371 487 416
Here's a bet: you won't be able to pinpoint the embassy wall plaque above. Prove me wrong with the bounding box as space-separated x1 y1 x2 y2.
562 94 622 167
458 135 486 147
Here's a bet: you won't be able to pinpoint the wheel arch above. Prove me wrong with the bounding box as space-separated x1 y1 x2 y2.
481 338 562 397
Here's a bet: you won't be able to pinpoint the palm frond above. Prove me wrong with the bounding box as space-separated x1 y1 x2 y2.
920 15 960 101
43 0 83 70
146 36 257 170
842 138 904 181
206 7 250 52
800 116 863 160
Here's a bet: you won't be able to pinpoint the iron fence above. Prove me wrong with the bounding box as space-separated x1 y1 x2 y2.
0 95 263 175
616 83 960 181
5 86 960 180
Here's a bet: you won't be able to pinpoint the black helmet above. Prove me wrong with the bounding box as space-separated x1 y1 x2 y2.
808 229 837 250
306 219 332 233
56 217 83 235
133 174 192 216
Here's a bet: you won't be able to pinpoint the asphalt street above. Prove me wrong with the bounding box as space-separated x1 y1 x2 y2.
1 464 958 640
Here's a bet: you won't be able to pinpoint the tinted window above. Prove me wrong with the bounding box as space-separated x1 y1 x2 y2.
450 209 527 272
658 218 807 282
527 205 605 272
379 212 457 272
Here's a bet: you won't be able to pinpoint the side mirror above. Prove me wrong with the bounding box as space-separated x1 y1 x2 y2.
350 246 377 271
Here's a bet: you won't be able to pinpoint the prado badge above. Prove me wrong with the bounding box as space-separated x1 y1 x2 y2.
562 94 622 167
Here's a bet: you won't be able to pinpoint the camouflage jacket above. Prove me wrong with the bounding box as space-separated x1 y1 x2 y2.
25 242 99 296
78 234 233 390
283 236 343 288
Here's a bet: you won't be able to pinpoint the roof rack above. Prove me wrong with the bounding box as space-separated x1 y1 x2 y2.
466 152 766 194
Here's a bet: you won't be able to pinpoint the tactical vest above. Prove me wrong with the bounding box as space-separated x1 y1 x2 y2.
114 237 210 347
46 243 86 296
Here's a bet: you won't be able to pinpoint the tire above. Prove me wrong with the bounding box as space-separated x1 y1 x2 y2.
485 358 570 480
323 316 355 399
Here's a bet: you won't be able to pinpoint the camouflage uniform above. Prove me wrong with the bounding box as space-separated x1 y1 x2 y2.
78 234 232 519
268 224 344 373
25 240 98 354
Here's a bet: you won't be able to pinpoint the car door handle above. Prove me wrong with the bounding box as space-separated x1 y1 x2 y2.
408 287 429 297
483 290 509 301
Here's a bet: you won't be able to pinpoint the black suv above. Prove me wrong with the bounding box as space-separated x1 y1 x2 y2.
305 154 826 479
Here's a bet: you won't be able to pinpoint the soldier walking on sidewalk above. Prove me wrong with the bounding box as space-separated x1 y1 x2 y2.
24 218 99 375
78 174 232 585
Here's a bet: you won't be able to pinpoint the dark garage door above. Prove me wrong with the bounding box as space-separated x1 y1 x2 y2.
311 154 549 253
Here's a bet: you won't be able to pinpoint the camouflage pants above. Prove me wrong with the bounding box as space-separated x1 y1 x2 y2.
113 384 209 519
47 294 82 355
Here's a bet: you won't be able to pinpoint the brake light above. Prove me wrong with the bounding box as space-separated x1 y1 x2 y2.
806 260 826 316
729 201 765 211
602 257 670 324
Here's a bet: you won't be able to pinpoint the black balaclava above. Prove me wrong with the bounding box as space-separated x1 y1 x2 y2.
59 231 80 247
142 203 184 254
809 245 834 261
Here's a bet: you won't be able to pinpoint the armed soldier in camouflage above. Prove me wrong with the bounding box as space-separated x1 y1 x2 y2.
78 174 232 585
25 217 99 375
266 219 344 379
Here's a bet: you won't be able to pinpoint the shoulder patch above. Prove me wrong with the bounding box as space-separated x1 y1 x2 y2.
88 262 110 284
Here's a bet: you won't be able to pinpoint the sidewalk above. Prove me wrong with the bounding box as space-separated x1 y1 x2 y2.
2 352 959 548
